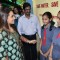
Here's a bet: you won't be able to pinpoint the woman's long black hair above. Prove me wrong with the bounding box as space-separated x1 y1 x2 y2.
2 7 21 45
42 12 55 31
3 7 19 33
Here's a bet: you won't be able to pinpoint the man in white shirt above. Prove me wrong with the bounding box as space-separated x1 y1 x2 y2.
17 2 41 60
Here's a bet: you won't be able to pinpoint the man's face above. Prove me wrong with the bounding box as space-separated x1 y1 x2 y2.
24 6 31 15
14 8 18 14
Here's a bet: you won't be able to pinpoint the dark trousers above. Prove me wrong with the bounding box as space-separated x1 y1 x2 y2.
22 34 37 60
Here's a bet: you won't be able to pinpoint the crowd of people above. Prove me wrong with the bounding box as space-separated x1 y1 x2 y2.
0 2 60 60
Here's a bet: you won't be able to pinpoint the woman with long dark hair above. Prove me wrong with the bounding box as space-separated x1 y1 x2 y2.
2 8 24 60
0 10 8 60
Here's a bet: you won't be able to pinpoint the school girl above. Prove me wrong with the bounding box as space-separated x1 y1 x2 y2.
49 11 60 60
40 12 55 60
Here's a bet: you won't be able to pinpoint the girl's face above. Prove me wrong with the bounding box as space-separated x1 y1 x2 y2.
42 15 50 26
57 13 60 26
7 11 15 25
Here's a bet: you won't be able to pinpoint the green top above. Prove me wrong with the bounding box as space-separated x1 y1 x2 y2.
0 29 24 60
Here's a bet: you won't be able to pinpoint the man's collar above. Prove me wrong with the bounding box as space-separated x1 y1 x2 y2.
23 14 33 18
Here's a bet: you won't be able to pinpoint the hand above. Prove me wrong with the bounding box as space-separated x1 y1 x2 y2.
44 52 49 58
44 54 47 58
40 50 48 58
29 40 37 44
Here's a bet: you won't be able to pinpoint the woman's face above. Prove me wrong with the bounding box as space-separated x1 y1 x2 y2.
42 15 50 26
7 11 15 25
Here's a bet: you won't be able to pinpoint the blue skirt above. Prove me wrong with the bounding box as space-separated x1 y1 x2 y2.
40 54 48 60
52 44 60 59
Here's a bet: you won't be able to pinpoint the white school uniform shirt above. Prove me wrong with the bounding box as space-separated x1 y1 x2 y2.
17 14 41 38
15 14 20 19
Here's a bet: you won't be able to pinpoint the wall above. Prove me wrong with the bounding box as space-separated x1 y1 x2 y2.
33 0 60 26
